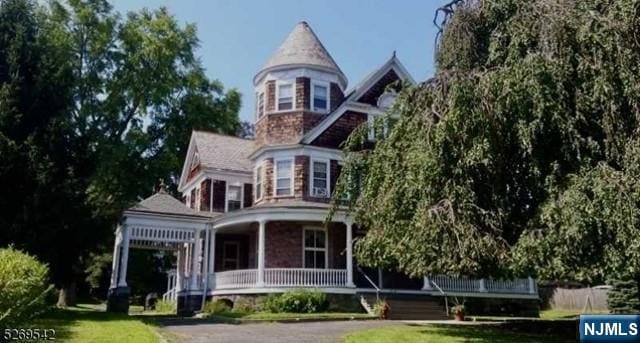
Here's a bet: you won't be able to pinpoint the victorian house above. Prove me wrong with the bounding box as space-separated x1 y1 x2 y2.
107 22 539 318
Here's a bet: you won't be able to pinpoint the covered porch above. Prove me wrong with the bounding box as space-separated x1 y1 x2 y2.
206 204 356 294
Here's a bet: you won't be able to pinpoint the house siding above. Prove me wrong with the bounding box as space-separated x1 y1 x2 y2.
311 111 367 149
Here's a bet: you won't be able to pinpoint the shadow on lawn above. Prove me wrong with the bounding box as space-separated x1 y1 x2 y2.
406 323 575 343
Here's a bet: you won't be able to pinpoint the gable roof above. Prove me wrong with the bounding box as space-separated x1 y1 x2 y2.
128 188 213 218
193 131 254 172
255 21 347 88
178 131 255 191
301 53 415 144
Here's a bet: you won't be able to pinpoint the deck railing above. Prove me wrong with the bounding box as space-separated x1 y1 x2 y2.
426 276 536 295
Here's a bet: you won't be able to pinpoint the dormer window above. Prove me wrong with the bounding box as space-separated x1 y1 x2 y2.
277 82 294 111
312 82 328 112
377 91 397 110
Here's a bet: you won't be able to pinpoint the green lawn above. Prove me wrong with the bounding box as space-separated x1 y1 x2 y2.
343 324 562 343
29 304 161 343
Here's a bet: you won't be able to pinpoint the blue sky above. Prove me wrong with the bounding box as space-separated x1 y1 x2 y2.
110 0 441 122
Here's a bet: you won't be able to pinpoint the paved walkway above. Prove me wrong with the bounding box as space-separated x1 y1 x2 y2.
161 320 393 343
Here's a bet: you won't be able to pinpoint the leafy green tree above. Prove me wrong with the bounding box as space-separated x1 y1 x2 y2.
0 0 241 305
334 0 640 282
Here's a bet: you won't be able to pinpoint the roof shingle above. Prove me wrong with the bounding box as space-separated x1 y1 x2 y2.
193 131 254 173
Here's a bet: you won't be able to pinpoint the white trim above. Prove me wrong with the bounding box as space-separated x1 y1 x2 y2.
311 80 330 113
195 186 201 211
302 226 328 269
178 134 198 191
273 158 294 197
309 158 330 198
181 170 251 201
251 144 343 163
255 64 348 90
275 80 296 112
254 164 264 202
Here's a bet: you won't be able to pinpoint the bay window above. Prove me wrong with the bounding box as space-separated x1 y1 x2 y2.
311 159 329 197
226 184 242 211
275 159 293 196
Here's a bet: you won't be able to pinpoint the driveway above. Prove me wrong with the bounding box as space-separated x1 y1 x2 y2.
161 320 393 343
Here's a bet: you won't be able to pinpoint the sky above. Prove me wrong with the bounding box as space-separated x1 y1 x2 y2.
110 0 442 122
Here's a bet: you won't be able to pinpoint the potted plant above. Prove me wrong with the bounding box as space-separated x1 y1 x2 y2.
451 304 465 321
374 299 390 320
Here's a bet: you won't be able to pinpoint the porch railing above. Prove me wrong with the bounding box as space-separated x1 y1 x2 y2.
162 287 177 302
212 268 348 289
214 269 258 289
427 276 536 295
265 268 347 287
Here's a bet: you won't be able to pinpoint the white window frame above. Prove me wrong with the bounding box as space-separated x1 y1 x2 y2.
273 158 294 197
257 91 265 118
222 241 240 270
276 80 295 112
302 227 328 269
254 165 264 201
367 114 376 141
311 81 330 113
224 183 244 212
309 158 330 198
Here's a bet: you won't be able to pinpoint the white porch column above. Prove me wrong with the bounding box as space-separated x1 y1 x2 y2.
257 220 266 287
345 221 355 287
117 224 130 287
176 246 184 291
209 229 217 289
202 227 210 291
110 227 121 288
190 229 202 290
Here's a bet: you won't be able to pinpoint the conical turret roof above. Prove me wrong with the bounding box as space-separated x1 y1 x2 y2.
255 21 347 87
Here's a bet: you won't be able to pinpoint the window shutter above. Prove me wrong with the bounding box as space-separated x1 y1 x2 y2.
243 183 253 208
212 180 226 212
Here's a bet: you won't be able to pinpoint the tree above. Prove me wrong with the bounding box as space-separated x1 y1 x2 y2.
333 0 640 282
0 0 241 305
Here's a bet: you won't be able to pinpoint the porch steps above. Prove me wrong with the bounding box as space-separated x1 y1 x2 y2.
359 293 448 320
359 295 375 315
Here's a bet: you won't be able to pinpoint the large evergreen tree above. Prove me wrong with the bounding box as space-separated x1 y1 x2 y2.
334 0 640 283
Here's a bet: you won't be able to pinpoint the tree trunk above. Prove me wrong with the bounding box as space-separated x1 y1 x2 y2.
57 281 77 308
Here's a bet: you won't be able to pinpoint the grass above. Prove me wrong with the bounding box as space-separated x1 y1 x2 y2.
208 310 373 321
343 324 564 343
540 308 607 319
28 304 162 343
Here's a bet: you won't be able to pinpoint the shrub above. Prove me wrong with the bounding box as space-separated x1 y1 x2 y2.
232 297 255 314
154 300 176 313
203 299 232 315
262 290 328 313
607 279 640 314
0 247 52 326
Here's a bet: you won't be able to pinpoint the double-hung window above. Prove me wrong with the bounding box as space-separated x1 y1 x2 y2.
275 159 293 196
277 83 293 111
304 228 326 269
255 165 263 200
311 159 329 197
226 184 242 212
312 83 328 112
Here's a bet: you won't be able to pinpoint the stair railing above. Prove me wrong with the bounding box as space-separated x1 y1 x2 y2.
431 281 449 316
357 266 381 302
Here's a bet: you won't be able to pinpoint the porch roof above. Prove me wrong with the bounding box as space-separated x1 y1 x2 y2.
127 187 219 219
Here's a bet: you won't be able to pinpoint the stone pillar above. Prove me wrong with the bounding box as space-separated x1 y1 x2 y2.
257 220 266 287
345 221 355 287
